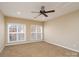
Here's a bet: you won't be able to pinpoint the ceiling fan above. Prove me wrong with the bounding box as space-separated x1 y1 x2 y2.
32 6 55 18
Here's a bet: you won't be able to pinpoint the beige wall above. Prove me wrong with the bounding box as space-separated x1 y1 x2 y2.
44 10 79 52
5 16 44 45
0 11 5 52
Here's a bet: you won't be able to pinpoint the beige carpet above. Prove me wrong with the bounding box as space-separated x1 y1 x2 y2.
0 41 78 57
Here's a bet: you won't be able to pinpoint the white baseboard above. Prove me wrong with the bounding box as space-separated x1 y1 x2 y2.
45 40 79 53
0 46 4 53
6 40 43 46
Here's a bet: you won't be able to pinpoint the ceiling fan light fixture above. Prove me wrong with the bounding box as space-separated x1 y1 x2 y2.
32 6 55 18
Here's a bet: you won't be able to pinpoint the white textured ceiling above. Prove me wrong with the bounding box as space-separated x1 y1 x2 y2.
0 2 79 21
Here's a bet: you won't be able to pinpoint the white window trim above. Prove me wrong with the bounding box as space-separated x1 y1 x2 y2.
7 23 26 43
31 25 43 40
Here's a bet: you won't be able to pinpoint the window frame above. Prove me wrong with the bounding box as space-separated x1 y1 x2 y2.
7 23 26 43
31 25 43 40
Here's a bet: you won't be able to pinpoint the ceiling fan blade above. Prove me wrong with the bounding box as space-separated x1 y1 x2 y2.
42 13 48 17
34 13 41 18
45 10 55 13
32 11 40 13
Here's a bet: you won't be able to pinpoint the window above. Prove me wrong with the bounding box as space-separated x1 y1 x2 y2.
8 23 26 43
31 25 42 40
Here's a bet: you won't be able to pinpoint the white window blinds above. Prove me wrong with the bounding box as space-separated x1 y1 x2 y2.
31 25 42 40
8 23 26 43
